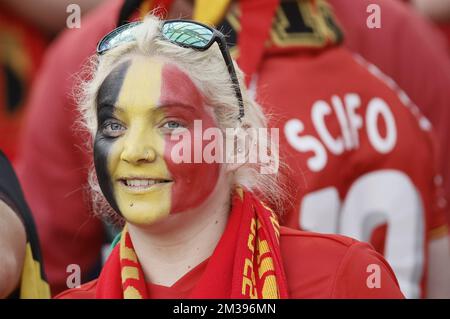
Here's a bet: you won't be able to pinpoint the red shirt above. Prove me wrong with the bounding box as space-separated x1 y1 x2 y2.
145 259 208 299
258 43 446 298
56 227 404 299
329 0 450 223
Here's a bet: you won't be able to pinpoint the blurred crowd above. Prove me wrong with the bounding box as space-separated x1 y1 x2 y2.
1 0 450 298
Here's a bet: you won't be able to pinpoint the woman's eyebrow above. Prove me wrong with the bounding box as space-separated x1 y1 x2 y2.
97 102 113 111
97 103 125 115
156 102 198 113
96 89 124 111
97 60 131 108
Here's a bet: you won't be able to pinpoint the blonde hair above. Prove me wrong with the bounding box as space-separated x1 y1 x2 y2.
78 15 289 220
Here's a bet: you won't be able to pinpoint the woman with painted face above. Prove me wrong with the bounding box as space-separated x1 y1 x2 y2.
56 15 404 299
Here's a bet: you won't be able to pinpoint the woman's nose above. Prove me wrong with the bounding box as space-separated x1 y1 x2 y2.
120 136 157 164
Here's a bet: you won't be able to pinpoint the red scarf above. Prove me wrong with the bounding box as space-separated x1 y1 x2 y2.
95 189 289 298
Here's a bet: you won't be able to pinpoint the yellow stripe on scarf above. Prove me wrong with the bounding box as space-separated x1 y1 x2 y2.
120 225 147 299
121 266 140 283
124 286 143 299
241 211 281 299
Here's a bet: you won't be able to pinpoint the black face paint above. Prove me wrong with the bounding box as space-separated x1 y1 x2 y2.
94 60 131 215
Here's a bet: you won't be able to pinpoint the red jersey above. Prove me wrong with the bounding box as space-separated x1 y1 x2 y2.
254 31 446 301
56 228 404 299
329 0 450 223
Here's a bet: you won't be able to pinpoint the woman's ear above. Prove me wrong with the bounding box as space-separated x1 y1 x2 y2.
225 125 280 175
225 126 256 173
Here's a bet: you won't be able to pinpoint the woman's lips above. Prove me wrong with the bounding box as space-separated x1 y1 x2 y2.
117 178 173 192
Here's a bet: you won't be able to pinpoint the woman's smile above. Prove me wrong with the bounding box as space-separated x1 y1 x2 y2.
117 177 173 193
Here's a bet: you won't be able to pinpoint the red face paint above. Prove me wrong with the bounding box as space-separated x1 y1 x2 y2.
160 64 221 214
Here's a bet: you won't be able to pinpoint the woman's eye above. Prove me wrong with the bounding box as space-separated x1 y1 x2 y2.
162 121 184 130
102 121 126 137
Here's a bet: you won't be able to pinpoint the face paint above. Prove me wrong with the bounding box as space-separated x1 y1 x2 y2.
94 60 131 214
160 64 221 214
94 57 221 226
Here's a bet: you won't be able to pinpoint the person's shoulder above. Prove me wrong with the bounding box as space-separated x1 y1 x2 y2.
279 227 403 298
280 225 358 248
54 279 98 299
279 226 359 298
280 226 359 265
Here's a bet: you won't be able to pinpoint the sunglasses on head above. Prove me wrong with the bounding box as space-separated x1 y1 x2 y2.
97 19 245 121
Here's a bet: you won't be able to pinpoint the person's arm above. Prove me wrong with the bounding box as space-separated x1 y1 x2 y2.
332 242 405 298
0 200 26 298
15 12 109 294
427 234 450 298
1 0 106 35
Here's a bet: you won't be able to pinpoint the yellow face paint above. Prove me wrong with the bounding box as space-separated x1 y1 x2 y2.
108 57 172 225
94 56 222 226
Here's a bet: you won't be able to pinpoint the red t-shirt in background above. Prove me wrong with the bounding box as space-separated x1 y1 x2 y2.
329 0 450 224
258 45 447 298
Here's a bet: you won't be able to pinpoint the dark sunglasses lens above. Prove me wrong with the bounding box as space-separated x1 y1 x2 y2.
161 21 213 49
97 22 141 54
